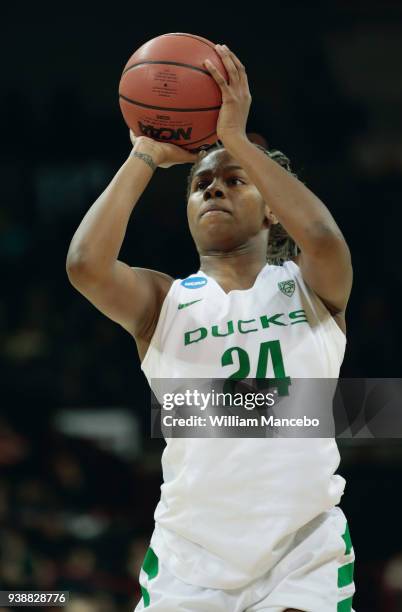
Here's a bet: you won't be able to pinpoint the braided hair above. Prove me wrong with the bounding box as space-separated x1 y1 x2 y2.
186 142 300 265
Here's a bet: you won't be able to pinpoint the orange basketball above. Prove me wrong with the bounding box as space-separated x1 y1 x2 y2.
118 33 228 152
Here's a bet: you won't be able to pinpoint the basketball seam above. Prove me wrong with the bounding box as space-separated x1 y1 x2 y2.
119 94 220 113
122 60 212 77
163 33 216 51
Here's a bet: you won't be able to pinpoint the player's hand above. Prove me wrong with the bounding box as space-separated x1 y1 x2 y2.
130 131 198 169
203 45 252 145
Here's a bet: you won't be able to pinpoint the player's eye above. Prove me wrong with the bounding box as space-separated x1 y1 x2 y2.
195 177 243 190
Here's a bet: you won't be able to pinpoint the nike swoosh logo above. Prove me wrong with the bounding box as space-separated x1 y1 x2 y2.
178 299 203 310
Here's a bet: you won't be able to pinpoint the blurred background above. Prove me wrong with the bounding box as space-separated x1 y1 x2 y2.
1 1 402 610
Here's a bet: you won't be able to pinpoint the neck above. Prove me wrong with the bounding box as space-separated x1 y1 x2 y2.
199 248 267 291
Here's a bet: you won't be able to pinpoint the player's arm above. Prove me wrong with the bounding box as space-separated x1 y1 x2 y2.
204 45 352 315
226 137 353 315
66 134 197 339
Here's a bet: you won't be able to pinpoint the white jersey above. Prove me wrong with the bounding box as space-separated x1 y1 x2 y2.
141 260 347 589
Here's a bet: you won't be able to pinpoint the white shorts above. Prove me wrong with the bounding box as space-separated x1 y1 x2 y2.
134 507 355 612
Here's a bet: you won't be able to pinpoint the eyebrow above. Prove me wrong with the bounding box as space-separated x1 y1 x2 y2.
192 164 245 179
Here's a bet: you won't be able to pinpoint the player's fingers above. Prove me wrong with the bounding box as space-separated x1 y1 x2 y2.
223 46 244 71
215 44 240 83
169 143 199 162
180 149 199 162
203 59 229 91
223 46 249 87
159 149 198 168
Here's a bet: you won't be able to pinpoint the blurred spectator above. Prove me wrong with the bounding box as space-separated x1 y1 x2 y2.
381 553 402 611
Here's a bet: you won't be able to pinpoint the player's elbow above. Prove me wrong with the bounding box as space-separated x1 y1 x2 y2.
66 250 98 288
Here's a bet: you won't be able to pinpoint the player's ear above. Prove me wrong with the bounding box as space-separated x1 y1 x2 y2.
263 203 279 227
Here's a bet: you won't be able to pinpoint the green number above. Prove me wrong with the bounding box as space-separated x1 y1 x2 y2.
221 340 291 396
221 346 250 394
256 340 291 396
221 346 251 379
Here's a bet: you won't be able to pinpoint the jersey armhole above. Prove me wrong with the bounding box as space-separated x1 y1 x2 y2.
140 281 177 370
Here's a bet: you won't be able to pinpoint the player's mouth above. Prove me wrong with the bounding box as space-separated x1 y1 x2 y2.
199 203 232 218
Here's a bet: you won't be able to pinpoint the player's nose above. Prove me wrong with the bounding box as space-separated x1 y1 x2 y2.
203 178 225 200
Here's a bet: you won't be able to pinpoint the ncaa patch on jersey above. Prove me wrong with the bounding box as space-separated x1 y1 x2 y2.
278 280 295 297
181 276 208 289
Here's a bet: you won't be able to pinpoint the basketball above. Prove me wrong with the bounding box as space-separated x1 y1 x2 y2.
118 33 229 152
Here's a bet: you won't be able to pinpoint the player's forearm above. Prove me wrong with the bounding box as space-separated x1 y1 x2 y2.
66 141 160 277
224 136 346 255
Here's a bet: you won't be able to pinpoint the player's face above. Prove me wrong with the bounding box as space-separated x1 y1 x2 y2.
187 149 270 253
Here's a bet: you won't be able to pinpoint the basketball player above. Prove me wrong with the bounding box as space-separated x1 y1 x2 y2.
66 44 355 611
